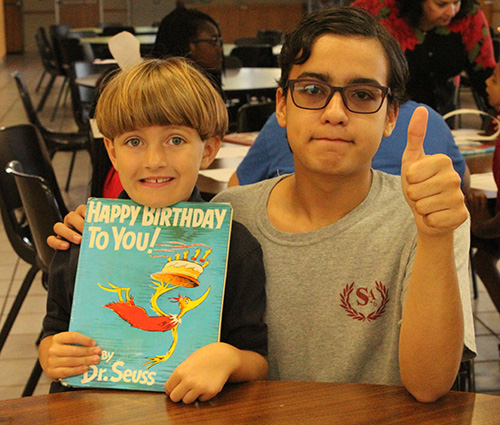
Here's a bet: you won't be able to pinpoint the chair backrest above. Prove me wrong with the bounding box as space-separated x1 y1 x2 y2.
12 71 43 131
101 26 135 36
67 61 116 131
229 45 277 68
49 24 72 74
257 30 283 46
237 100 276 132
35 27 60 76
6 161 63 272
0 124 68 220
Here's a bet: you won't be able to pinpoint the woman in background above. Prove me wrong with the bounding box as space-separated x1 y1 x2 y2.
151 7 224 92
351 0 496 114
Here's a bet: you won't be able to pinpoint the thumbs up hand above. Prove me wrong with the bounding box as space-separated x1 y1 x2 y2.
401 106 468 238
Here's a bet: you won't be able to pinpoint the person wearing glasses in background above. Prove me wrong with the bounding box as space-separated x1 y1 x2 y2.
49 7 475 403
151 6 224 93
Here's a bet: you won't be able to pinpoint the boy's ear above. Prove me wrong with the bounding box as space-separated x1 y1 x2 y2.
104 138 118 169
275 88 287 128
383 104 398 138
200 137 221 169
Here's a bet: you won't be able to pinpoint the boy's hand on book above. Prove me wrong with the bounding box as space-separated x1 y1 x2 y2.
47 204 87 250
164 342 238 404
401 106 468 238
43 332 102 381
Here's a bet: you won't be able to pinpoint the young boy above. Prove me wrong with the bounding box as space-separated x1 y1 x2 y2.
49 8 474 403
466 62 500 316
39 58 268 404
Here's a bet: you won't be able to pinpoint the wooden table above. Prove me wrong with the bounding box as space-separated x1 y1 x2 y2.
0 381 498 424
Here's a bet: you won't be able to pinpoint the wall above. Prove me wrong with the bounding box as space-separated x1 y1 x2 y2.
0 0 5 60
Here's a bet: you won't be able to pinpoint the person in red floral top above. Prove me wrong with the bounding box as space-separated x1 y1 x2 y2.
351 0 496 114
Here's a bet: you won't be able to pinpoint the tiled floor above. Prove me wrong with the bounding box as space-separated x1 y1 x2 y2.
1 51 500 401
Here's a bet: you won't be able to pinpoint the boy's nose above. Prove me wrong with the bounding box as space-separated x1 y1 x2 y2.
321 91 349 124
145 146 166 168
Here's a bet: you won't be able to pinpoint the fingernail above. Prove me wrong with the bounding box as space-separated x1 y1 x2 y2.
73 235 82 243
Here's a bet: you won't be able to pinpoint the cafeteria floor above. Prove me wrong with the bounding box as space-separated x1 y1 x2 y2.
1 52 499 401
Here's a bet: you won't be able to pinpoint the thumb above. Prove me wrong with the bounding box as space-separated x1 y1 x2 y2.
401 106 428 172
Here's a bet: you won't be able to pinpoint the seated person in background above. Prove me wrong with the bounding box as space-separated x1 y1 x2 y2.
39 58 268 404
50 7 475 403
228 100 470 192
150 6 224 92
351 0 496 114
466 60 500 317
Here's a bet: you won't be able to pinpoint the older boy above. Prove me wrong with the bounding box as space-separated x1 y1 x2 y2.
39 58 267 404
214 7 473 403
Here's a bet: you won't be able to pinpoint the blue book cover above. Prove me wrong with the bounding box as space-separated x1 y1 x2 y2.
62 198 232 392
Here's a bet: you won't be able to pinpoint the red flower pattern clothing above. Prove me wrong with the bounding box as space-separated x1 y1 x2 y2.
351 0 496 113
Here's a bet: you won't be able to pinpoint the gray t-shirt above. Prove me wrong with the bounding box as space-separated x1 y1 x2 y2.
214 171 475 385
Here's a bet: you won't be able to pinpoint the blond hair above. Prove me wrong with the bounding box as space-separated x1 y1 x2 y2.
95 57 228 141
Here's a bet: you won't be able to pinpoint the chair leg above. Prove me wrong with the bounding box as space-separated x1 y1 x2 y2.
22 359 43 397
37 74 56 112
470 249 478 299
0 264 39 353
35 71 48 94
50 77 68 121
64 151 78 192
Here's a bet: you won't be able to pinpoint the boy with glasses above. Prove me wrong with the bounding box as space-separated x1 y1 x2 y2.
214 7 474 403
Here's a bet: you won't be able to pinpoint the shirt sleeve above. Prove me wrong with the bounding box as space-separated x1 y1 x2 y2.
41 246 78 341
220 221 267 356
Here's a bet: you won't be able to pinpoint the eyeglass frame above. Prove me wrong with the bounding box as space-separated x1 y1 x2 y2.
190 36 223 47
286 79 392 114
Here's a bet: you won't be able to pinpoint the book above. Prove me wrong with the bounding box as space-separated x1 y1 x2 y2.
62 198 233 392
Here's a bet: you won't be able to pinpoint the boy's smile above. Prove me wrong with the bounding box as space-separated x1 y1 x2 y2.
276 34 397 181
105 125 219 208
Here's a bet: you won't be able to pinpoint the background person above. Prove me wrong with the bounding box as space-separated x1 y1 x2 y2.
351 0 496 114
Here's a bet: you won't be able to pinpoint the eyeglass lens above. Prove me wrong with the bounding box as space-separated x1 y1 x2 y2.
290 80 387 113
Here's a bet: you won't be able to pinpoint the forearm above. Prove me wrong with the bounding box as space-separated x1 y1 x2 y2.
399 234 463 403
226 346 268 383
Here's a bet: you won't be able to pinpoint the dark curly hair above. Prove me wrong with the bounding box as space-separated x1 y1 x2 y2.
278 7 409 106
396 0 478 28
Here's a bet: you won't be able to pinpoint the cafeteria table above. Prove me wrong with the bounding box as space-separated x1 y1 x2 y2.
1 380 499 424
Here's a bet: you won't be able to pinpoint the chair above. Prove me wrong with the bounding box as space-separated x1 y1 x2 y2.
34 27 65 113
230 45 278 68
0 124 68 396
101 25 135 36
12 71 89 192
45 25 73 120
257 30 283 46
237 100 276 133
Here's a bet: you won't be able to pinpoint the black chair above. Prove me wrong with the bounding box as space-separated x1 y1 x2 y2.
257 30 283 46
67 61 116 133
101 25 135 36
0 124 68 396
34 27 66 113
12 71 89 192
237 100 276 133
230 45 278 68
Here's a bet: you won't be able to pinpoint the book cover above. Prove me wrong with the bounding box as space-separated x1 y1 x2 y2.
62 198 232 392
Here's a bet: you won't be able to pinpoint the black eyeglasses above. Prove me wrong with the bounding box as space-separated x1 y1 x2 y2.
191 36 223 47
287 79 391 114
